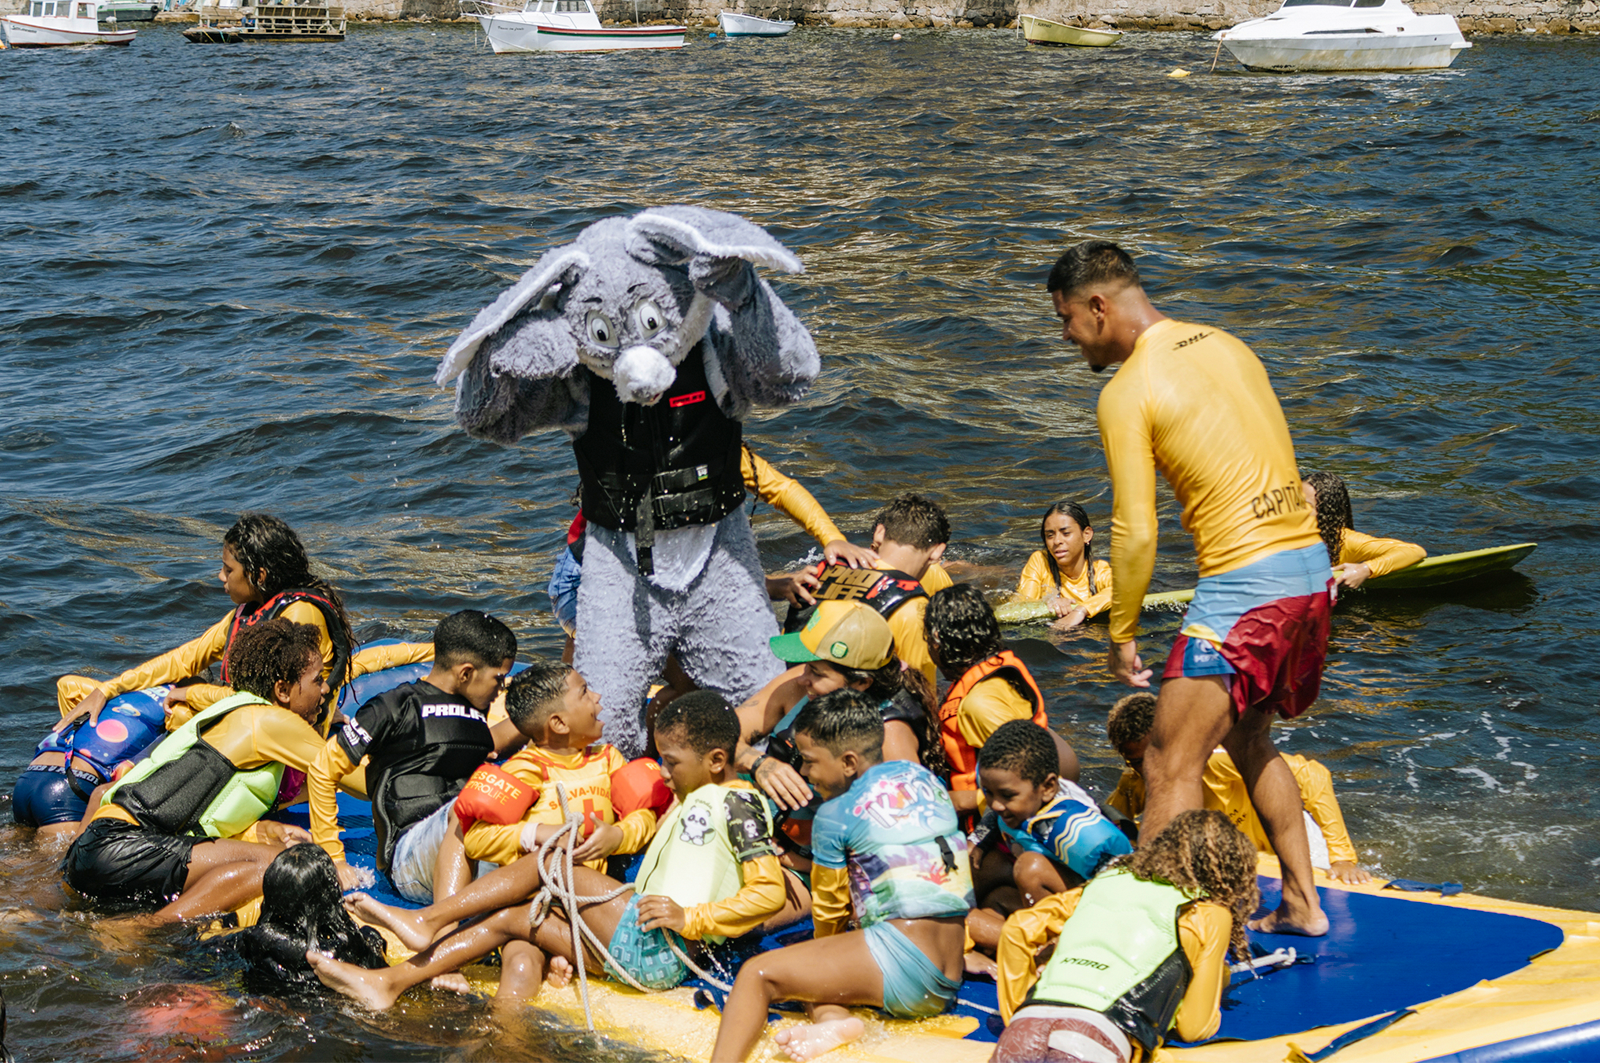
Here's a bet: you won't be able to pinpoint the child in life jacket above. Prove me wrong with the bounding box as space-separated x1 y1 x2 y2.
62 619 342 922
972 719 1131 908
1302 471 1427 592
734 601 944 830
925 584 1079 824
1105 693 1370 884
1012 501 1115 630
458 661 668 873
308 610 525 905
711 690 974 1063
991 810 1260 1063
311 692 802 1010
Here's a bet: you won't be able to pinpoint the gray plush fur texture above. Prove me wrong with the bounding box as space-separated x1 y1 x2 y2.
437 207 818 757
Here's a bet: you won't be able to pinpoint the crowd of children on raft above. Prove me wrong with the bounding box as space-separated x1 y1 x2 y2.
23 465 1426 1063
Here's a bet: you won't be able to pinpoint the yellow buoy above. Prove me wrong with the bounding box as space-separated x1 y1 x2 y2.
1169 67 1192 77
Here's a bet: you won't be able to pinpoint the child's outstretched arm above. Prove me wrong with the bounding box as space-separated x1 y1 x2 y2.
741 448 871 565
1290 758 1367 881
995 888 1082 1021
639 789 788 940
1171 902 1233 1043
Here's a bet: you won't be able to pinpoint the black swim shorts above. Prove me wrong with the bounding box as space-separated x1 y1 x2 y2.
62 818 195 911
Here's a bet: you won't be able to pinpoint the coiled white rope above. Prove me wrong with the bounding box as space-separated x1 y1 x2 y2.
528 783 733 1032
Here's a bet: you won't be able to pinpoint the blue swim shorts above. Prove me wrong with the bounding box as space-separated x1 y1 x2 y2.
605 893 689 991
863 920 962 1020
548 545 582 638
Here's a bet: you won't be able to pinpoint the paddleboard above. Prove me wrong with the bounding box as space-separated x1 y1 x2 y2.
994 544 1537 625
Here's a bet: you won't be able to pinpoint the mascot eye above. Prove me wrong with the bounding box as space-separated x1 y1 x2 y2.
634 299 666 339
586 311 619 348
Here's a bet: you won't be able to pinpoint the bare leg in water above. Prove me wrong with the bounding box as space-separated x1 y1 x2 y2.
1140 675 1327 936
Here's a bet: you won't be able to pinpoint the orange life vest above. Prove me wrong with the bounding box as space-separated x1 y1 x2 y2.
937 650 1049 795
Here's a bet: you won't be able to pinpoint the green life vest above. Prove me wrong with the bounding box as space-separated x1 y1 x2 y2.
633 782 768 944
105 691 286 840
1028 868 1197 1054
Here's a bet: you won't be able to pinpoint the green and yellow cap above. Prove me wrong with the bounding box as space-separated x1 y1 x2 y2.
769 600 895 671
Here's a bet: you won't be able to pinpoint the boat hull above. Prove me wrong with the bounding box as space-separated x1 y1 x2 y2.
0 15 136 43
1019 13 1121 46
1222 33 1468 70
717 10 794 35
476 13 685 52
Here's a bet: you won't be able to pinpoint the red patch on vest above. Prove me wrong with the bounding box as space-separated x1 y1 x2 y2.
669 390 707 408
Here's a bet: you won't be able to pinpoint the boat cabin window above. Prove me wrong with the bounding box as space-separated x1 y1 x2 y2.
77 2 92 16
1353 0 1384 7
1283 0 1356 6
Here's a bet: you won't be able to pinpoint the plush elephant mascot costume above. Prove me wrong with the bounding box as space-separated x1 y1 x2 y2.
435 207 820 758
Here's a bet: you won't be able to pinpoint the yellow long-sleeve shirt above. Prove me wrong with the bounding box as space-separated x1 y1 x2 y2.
1106 750 1358 866
680 852 788 941
742 448 846 549
1097 320 1321 642
1340 529 1426 579
996 885 1232 1044
1014 551 1115 619
886 587 937 689
93 702 330 837
956 676 1038 750
810 863 854 938
462 742 657 869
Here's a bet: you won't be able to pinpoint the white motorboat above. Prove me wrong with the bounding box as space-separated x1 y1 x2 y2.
469 0 685 53
97 0 160 21
1212 0 1470 71
1 0 136 45
717 10 794 36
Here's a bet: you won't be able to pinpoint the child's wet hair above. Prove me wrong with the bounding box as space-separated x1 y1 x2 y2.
1106 693 1158 751
793 689 884 761
924 584 1006 678
873 493 950 550
1302 470 1354 567
654 690 739 758
1111 809 1260 962
1040 501 1099 596
979 719 1058 787
233 844 386 993
433 609 517 671
224 512 355 665
224 618 322 702
505 660 573 738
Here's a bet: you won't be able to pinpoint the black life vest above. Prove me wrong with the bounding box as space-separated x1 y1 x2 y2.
782 563 929 634
570 348 746 576
221 588 351 723
353 683 495 870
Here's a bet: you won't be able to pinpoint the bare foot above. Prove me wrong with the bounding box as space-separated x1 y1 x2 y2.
344 892 433 953
963 950 998 979
431 972 472 994
1249 903 1330 937
775 1016 866 1061
306 950 403 1010
546 955 573 989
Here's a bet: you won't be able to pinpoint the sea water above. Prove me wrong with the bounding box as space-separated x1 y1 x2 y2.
1 24 1597 1060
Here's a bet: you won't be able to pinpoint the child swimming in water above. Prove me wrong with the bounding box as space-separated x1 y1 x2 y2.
233 843 387 994
1012 501 1114 629
1104 692 1371 884
1302 471 1426 591
991 810 1259 1061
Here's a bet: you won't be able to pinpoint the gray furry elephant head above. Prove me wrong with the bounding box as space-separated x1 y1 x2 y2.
436 206 820 443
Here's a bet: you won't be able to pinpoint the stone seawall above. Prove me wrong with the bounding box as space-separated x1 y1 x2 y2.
5 0 1596 38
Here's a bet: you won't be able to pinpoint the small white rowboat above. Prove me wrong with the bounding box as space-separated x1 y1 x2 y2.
717 10 794 35
1020 13 1122 46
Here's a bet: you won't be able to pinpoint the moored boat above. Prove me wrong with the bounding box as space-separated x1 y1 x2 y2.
468 0 685 54
1213 0 1471 71
716 10 794 36
96 0 160 21
1 0 135 46
1019 13 1122 46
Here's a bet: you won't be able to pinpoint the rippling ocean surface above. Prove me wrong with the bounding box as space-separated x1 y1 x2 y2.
1 23 1597 1060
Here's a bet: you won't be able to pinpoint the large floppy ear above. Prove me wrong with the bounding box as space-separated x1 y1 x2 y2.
435 248 591 386
627 205 803 275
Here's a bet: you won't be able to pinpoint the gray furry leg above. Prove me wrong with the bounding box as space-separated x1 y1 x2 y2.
672 513 784 708
573 525 677 759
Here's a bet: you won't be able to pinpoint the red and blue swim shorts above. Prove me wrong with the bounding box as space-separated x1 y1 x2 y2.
1164 543 1334 720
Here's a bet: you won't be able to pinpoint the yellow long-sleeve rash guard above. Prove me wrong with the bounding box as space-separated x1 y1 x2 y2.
809 863 854 938
94 703 329 830
1098 320 1322 642
1340 529 1426 579
1014 552 1115 618
996 886 1233 1043
679 852 788 941
742 449 846 549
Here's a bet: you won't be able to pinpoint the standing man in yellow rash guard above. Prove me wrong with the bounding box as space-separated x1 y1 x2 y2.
1049 240 1334 936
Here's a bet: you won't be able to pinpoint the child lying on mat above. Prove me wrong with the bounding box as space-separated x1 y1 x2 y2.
991 810 1259 1063
308 692 806 1009
1105 693 1371 884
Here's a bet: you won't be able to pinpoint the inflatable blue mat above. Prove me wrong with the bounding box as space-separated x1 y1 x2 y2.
276 795 1561 1047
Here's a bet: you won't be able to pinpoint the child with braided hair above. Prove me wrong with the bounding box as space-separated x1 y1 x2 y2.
1012 501 1115 630
1301 472 1426 592
991 809 1259 1063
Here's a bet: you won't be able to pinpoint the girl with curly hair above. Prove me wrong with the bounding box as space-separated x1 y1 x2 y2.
1301 472 1426 592
991 809 1260 1063
1012 501 1115 630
